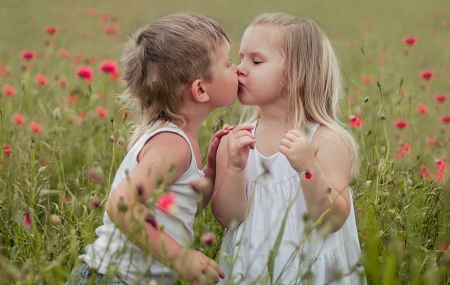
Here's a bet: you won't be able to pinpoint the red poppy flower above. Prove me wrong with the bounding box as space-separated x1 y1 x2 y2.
35 74 47 86
421 165 431 180
394 120 408 129
67 94 78 105
2 145 12 156
349 115 364 128
416 103 428 115
441 115 450 123
21 50 35 60
157 192 178 215
86 6 97 17
104 25 118 36
426 136 435 146
435 94 447 103
2 84 15 96
76 67 93 82
96 106 108 118
304 170 313 180
100 60 119 79
397 142 413 159
420 70 434 80
403 36 417 45
29 121 42 134
46 27 58 35
12 113 25 126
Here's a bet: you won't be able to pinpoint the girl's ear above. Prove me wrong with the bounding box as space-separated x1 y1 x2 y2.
190 79 210 103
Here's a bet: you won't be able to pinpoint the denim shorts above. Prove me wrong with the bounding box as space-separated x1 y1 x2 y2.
66 262 128 285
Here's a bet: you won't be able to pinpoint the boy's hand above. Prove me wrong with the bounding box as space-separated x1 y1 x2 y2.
227 123 255 172
171 248 225 284
279 130 316 174
205 125 234 171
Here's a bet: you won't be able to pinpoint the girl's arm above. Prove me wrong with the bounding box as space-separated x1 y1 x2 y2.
280 127 352 232
211 124 255 228
105 132 224 283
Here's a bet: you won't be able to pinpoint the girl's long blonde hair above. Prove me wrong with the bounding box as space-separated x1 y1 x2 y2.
119 14 230 149
245 13 359 176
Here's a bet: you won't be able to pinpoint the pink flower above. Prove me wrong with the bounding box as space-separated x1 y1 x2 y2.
2 145 12 156
90 197 101 208
21 50 35 60
416 103 428 115
349 115 364 128
76 67 93 82
362 75 372 85
157 192 178 215
420 70 434 80
427 136 435 147
12 113 25 126
396 142 413 159
394 120 408 129
23 211 32 228
403 36 417 45
29 121 42 134
96 106 108 118
441 115 450 124
35 74 48 86
201 232 215 246
2 84 15 96
59 48 70 60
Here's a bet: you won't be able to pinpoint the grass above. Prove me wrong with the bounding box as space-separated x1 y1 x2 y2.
1 0 450 284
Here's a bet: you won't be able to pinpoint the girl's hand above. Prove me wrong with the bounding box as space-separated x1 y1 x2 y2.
227 124 255 172
279 130 316 174
205 125 235 171
171 248 225 284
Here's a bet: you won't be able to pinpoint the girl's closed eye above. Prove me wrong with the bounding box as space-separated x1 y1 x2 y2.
253 59 262 65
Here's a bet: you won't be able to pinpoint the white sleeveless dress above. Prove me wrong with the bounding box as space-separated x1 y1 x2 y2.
218 121 366 285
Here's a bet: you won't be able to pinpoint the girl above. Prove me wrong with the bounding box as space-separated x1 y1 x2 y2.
67 14 238 285
212 13 366 284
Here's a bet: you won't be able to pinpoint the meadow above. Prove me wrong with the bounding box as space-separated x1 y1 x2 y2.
0 0 449 284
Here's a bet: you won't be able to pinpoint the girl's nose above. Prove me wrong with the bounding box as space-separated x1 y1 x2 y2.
237 64 246 76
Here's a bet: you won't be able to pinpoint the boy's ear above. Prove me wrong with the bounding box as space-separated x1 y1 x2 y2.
190 79 210 103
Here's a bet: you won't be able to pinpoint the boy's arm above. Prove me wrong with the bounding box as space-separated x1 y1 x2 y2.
211 124 255 228
106 133 224 283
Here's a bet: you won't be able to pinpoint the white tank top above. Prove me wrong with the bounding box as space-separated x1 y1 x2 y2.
80 122 204 285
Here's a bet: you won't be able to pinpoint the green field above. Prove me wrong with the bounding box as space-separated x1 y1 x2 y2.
1 0 450 284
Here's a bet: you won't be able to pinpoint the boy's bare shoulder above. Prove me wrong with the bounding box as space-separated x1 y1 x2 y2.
139 132 191 168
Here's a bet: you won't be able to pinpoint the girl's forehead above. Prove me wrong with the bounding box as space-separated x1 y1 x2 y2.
240 25 282 52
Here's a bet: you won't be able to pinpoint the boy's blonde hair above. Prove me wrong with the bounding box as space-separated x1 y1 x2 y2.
120 14 230 148
245 13 359 176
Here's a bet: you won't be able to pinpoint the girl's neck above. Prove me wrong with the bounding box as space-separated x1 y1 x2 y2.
258 105 290 130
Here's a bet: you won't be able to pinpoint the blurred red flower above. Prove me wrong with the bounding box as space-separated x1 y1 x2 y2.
396 142 413 159
67 93 78 105
2 84 15 96
104 25 118 36
86 6 97 17
201 232 215 246
349 115 364 128
403 36 417 45
362 75 372 85
12 113 25 126
304 170 313 180
2 145 12 156
426 136 435 146
420 70 434 80
394 120 408 129
21 50 35 60
100 60 119 79
76 67 93 82
436 159 449 183
421 165 431 180
416 103 428 115
59 48 70 60
29 121 42 134
435 94 447 103
46 27 58 35
35 74 47 86
96 106 108 118
441 115 450 123
157 192 178 215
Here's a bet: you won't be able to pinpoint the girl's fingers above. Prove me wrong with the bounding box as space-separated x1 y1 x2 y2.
207 258 225 279
280 138 293 148
231 123 254 134
235 137 256 149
